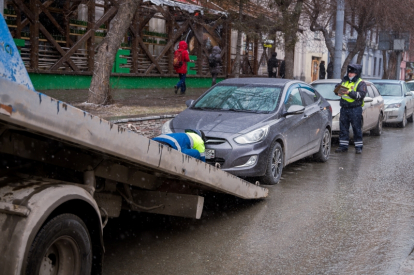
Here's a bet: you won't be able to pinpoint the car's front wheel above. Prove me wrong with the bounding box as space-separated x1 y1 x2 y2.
260 142 284 185
408 112 414 123
399 110 407 128
314 128 331 162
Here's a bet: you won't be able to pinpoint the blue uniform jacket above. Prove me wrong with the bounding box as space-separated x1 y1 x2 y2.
152 133 206 162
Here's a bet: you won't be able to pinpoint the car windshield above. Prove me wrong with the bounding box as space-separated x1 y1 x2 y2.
372 83 402 96
406 82 414 91
311 83 341 100
193 85 282 113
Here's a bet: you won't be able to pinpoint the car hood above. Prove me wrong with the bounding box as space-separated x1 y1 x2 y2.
383 96 404 105
172 109 273 135
327 100 340 116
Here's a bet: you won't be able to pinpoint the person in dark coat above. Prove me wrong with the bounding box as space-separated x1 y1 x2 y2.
267 52 279 78
174 41 190 95
208 46 222 86
279 60 285 79
319 61 326 79
334 64 367 154
327 61 334 79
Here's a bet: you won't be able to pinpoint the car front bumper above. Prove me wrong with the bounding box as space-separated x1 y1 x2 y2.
384 108 404 123
205 139 270 178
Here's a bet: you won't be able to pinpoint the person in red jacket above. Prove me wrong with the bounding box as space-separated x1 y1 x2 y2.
174 41 190 95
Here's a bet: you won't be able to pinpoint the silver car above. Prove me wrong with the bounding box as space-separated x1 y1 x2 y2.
370 80 414 127
311 79 384 137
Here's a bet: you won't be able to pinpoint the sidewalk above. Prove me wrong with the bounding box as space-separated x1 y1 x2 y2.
41 88 208 120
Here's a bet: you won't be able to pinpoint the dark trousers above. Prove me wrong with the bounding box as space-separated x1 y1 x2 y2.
176 73 186 94
211 73 218 86
268 72 276 78
339 106 363 149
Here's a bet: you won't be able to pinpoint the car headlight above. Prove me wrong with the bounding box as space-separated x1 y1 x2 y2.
234 125 269 144
333 114 340 121
161 119 173 134
386 103 402 109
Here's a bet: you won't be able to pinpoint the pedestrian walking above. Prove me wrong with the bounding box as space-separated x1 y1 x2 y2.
267 52 279 78
173 41 190 95
335 64 367 154
279 60 285 79
208 46 222 86
319 61 326 79
327 61 334 79
152 129 206 161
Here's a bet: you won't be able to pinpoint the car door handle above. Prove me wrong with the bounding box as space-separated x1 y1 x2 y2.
304 114 308 118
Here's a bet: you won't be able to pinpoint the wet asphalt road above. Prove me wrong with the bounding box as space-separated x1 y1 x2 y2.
102 124 414 275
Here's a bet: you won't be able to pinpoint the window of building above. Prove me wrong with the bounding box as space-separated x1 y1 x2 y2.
379 58 382 76
373 57 377 76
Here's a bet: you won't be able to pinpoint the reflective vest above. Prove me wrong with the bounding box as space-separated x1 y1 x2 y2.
187 132 205 158
341 78 364 107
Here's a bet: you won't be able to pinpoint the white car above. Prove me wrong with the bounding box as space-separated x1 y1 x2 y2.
370 80 414 127
311 79 385 137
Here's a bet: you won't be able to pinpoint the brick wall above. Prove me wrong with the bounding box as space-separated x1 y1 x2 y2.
113 115 177 138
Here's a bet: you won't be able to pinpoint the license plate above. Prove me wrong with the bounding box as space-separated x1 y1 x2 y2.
205 149 215 159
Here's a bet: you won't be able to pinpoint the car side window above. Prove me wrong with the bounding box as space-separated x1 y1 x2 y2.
371 85 381 97
366 86 375 98
300 89 317 106
285 88 303 109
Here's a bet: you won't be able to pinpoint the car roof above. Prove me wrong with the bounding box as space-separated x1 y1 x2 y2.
219 77 291 86
311 79 374 85
369 79 404 84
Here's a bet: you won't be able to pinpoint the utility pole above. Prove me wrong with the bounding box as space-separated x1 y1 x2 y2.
333 0 344 79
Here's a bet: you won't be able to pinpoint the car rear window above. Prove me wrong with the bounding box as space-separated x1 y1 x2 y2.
193 85 282 113
372 83 402 96
311 83 341 100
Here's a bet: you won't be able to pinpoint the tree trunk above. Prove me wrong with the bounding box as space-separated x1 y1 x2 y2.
382 50 388 79
233 0 243 78
386 51 397 79
88 0 140 105
340 32 365 76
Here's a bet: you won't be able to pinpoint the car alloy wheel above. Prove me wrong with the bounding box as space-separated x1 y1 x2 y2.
314 128 331 162
400 111 407 128
260 142 284 185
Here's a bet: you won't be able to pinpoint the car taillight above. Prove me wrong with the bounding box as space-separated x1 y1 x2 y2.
328 105 332 113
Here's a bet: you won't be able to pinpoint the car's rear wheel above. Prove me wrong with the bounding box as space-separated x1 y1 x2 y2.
25 214 92 275
260 142 283 185
314 128 331 162
370 114 383 136
399 110 407 128
408 113 414 123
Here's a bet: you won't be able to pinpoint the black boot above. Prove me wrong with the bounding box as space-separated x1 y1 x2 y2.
335 147 348 153
355 148 362 154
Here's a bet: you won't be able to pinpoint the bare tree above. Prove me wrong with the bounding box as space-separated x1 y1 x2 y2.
272 0 305 79
88 0 140 105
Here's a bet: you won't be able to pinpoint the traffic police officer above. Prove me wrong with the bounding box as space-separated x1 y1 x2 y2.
152 129 206 161
335 64 367 154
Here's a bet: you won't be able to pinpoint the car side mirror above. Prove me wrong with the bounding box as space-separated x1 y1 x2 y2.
364 96 373 103
283 105 305 116
186 100 194 107
406 92 414 97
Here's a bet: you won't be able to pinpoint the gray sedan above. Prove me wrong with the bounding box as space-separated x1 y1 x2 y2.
162 78 332 185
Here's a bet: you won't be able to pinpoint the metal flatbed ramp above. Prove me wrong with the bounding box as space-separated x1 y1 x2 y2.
0 80 268 199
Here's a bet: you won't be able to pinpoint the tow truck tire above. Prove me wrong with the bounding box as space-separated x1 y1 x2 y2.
26 213 92 275
314 128 331 162
260 142 284 185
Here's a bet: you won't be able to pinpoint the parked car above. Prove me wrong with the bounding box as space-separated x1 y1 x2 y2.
161 78 332 185
370 80 414 127
406 80 414 92
311 79 384 137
